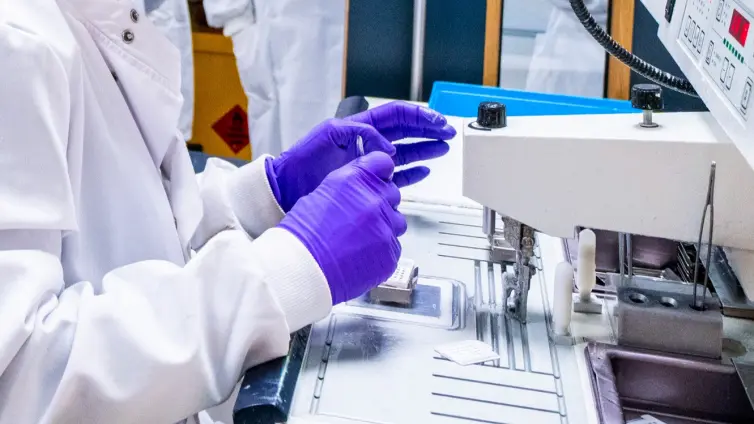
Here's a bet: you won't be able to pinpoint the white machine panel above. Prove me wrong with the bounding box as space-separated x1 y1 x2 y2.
657 0 754 168
680 0 754 116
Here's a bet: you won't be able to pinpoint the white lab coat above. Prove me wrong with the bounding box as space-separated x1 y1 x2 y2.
203 0 346 158
134 0 195 141
525 0 609 98
0 1 332 423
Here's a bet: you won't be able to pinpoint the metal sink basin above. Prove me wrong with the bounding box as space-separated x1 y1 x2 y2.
585 342 754 423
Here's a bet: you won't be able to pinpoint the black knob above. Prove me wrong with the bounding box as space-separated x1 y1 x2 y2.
631 84 664 111
477 101 506 128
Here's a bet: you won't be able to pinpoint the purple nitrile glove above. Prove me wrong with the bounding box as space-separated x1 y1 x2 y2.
268 101 456 212
278 152 405 305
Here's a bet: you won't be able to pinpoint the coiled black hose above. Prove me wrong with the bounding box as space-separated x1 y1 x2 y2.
570 0 699 97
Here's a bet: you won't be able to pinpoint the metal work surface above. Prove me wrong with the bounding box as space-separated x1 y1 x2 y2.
286 203 590 424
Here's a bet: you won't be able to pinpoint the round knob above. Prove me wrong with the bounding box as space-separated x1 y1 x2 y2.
477 101 507 128
631 84 664 111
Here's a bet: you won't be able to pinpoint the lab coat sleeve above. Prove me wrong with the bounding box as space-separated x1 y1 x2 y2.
0 25 331 424
202 0 254 32
192 156 285 249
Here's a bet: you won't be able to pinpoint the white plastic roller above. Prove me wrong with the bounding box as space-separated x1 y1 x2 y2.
553 262 574 336
573 229 602 314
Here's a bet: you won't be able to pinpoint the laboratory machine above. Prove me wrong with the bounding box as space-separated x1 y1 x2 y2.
228 0 754 423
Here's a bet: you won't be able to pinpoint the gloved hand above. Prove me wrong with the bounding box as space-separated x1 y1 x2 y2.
278 152 405 305
268 101 456 212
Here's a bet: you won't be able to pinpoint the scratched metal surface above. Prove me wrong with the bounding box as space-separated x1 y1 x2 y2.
287 203 588 424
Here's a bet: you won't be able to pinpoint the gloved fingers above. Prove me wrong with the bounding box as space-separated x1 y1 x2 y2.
354 151 395 181
390 210 408 237
392 166 431 188
383 182 402 209
332 120 396 156
348 102 456 141
393 140 450 166
384 123 457 142
392 237 403 260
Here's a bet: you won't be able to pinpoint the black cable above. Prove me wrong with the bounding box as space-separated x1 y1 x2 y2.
570 0 699 97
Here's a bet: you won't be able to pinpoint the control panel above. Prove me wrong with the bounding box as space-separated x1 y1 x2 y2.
679 0 754 117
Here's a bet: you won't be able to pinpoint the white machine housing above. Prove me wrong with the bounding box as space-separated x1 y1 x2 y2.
462 0 754 295
657 0 754 169
463 112 754 249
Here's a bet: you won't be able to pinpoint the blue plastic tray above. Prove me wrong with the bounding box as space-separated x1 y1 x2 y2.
427 81 637 118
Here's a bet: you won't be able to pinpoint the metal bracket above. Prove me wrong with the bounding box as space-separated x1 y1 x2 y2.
502 217 537 323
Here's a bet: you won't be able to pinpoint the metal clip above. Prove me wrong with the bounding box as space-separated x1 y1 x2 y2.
692 162 717 310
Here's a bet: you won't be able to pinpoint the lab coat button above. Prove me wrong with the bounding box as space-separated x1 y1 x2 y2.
122 30 134 44
130 9 139 23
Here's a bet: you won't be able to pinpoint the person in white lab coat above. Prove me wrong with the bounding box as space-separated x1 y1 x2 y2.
0 1 455 423
525 0 609 98
139 0 195 141
203 0 346 158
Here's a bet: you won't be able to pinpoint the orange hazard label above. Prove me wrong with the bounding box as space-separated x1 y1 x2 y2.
212 105 250 154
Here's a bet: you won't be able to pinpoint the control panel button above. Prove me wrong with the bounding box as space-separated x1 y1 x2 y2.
726 63 736 89
717 1 724 21
706 41 715 64
721 57 730 82
697 30 705 53
693 24 700 48
742 78 752 112
685 16 692 37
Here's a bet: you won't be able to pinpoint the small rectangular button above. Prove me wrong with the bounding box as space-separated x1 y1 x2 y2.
742 79 752 112
684 16 691 37
693 25 701 48
721 58 730 82
706 41 715 64
726 63 735 89
697 30 705 53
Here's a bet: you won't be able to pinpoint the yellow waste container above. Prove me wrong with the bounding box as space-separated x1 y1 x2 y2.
191 31 251 160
